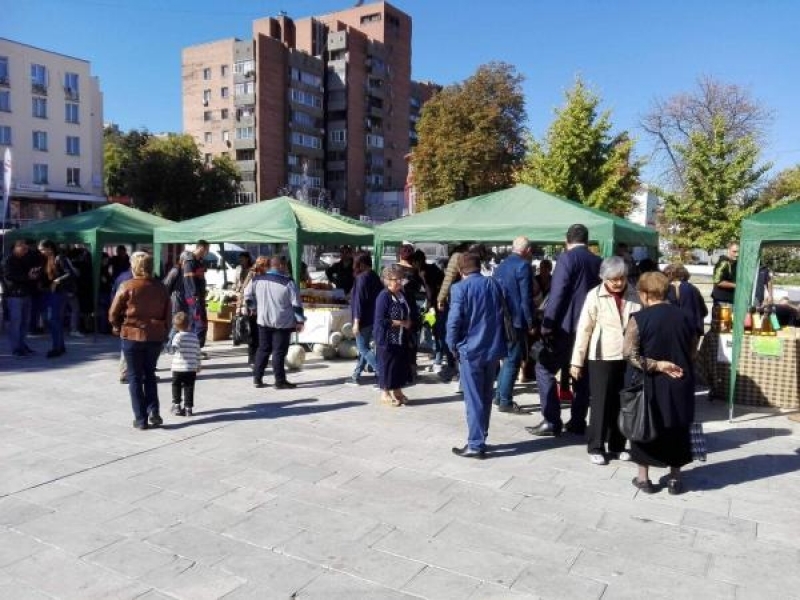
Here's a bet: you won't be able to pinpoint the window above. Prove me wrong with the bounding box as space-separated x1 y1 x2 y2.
290 67 322 88
33 131 48 151
67 167 80 187
287 154 299 166
222 130 230 143
32 97 47 118
203 110 212 121
241 171 256 182
203 89 211 104
33 163 48 184
366 134 384 148
360 12 382 24
204 153 212 164
291 132 321 149
0 125 11 145
0 57 8 85
65 102 79 123
0 90 9 112
64 72 79 99
330 129 346 143
234 82 254 96
221 108 229 120
221 65 229 77
220 87 229 99
289 172 322 188
204 132 212 144
31 63 47 87
66 136 80 155
236 106 255 120
235 127 254 139
289 89 322 108
203 67 211 80
291 110 315 128
233 60 254 75
236 149 255 161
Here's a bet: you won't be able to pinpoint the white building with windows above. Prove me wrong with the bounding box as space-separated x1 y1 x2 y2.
0 38 105 229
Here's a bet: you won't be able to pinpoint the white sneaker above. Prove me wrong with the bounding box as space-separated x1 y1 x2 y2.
589 453 608 466
615 451 632 462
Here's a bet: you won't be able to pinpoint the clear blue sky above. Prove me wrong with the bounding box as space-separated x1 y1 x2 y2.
7 0 800 182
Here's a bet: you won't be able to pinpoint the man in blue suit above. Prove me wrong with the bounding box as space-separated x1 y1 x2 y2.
529 224 602 437
493 236 534 412
447 252 508 458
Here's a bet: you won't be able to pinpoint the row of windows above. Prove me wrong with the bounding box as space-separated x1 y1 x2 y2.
203 64 231 80
0 91 80 122
290 89 322 109
0 57 81 92
290 68 322 89
203 87 229 102
19 164 82 187
0 126 80 154
291 132 321 149
288 172 323 188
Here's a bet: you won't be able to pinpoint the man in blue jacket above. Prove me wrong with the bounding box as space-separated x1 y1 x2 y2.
447 252 507 458
529 224 601 437
349 252 383 385
493 236 534 412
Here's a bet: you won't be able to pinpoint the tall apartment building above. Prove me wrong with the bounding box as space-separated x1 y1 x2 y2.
182 1 432 217
0 38 105 228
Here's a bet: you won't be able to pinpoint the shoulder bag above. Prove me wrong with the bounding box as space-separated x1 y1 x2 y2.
618 356 658 443
490 278 518 345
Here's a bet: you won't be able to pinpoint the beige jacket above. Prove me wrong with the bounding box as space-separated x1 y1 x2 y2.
571 283 641 366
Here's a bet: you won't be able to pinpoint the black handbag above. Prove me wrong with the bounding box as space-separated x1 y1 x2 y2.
490 278 518 345
232 313 251 346
618 358 658 443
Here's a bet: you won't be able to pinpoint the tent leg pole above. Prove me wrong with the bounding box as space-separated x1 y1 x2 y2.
728 403 734 423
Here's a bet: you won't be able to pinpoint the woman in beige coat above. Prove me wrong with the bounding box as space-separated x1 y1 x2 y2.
570 256 642 465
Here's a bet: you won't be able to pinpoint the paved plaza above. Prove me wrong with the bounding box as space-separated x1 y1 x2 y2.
1 334 799 599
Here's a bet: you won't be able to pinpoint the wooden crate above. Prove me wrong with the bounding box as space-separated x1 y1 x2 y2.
207 317 232 341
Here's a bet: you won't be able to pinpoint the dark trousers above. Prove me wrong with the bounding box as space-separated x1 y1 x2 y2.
172 371 197 407
586 360 627 454
122 339 162 424
254 326 292 384
534 331 590 428
247 315 258 364
43 291 66 352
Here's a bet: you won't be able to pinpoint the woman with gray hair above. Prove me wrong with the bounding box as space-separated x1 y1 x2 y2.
109 252 171 430
373 264 414 406
570 255 642 465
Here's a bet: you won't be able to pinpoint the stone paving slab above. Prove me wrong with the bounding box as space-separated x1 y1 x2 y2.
1 334 800 598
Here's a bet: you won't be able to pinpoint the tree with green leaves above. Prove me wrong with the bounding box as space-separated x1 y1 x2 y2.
104 128 240 220
517 78 641 217
412 62 526 211
663 115 770 251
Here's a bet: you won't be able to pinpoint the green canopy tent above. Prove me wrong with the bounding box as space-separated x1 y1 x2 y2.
152 196 374 283
374 184 658 260
6 203 174 332
729 201 800 420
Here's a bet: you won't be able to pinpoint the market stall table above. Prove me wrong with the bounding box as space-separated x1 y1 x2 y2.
697 328 800 409
296 288 350 346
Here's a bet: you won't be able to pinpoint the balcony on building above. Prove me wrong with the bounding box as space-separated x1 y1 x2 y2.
63 86 80 102
31 82 48 96
237 159 256 172
234 93 256 107
234 138 256 150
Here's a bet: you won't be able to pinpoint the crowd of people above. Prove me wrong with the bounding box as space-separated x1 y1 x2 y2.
6 226 800 495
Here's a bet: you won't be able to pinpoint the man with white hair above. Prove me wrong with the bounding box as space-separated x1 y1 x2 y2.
492 235 534 413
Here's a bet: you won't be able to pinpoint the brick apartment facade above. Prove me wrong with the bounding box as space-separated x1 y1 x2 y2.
0 38 105 228
182 1 435 218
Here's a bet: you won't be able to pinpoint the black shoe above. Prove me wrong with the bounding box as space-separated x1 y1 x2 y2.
564 420 586 435
451 445 485 459
185 407 193 417
253 380 265 388
667 478 683 495
632 477 657 494
149 414 163 427
526 421 562 437
170 404 185 417
132 420 148 430
496 401 524 414
275 381 297 389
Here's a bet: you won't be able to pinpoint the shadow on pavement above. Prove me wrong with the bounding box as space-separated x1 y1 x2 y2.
688 452 800 490
161 398 367 429
705 426 794 453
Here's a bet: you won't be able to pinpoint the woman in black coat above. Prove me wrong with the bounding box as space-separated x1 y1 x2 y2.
624 271 697 495
373 265 414 406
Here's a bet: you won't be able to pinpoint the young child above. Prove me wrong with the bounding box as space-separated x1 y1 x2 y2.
169 311 201 417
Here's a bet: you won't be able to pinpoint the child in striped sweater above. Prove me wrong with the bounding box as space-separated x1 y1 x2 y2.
169 312 202 417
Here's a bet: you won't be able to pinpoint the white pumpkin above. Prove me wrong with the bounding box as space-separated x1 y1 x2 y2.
328 331 343 348
337 339 359 359
285 344 306 370
340 322 354 339
313 343 337 360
